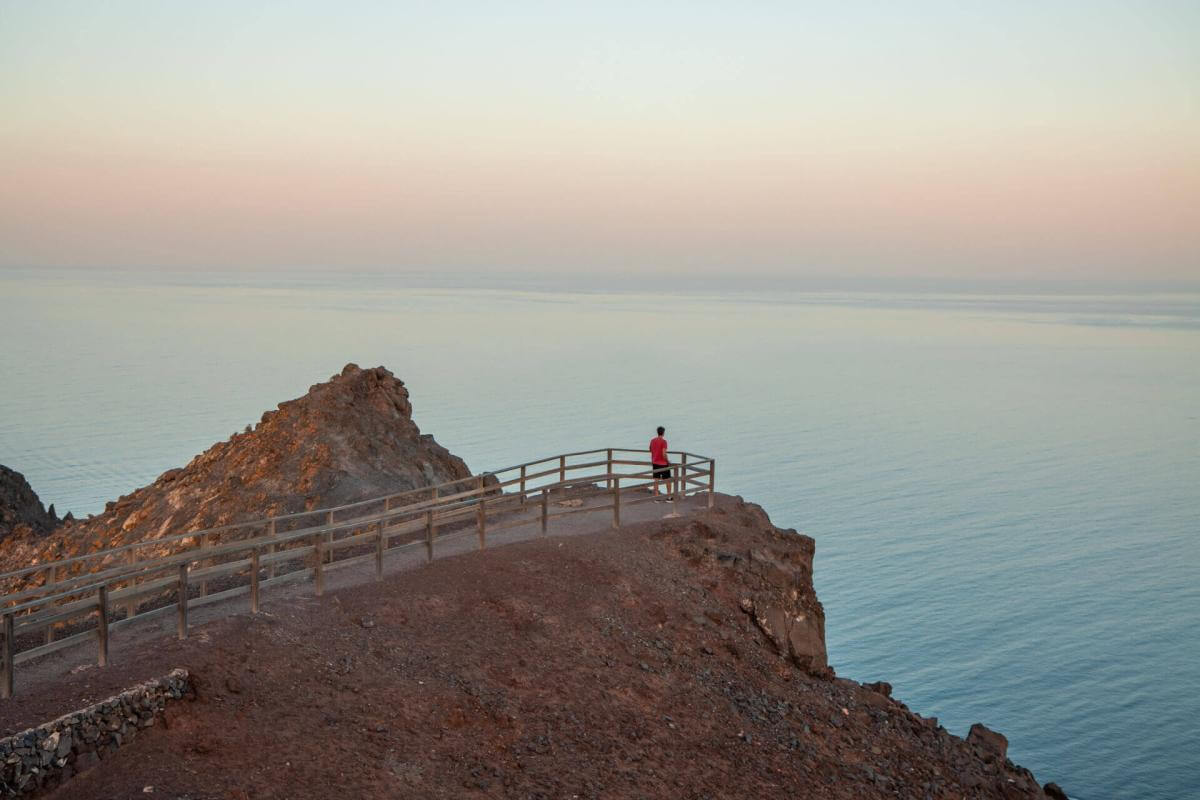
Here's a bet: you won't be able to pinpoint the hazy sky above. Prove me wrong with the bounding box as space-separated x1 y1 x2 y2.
1 1 1197 282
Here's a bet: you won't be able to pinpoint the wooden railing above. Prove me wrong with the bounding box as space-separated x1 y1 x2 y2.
0 448 714 698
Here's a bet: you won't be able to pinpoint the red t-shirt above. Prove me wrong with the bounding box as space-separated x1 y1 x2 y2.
650 436 669 465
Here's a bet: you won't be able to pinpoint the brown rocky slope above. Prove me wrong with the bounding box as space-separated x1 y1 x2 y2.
4 496 1063 799
0 365 474 582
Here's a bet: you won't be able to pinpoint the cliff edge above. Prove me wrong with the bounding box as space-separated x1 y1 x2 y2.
1 495 1063 799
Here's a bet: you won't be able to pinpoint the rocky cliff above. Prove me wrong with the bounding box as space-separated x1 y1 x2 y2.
0 466 60 542
7 495 1064 799
0 370 1068 798
0 364 474 578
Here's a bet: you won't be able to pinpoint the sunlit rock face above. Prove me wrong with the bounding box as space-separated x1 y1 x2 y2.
0 364 474 582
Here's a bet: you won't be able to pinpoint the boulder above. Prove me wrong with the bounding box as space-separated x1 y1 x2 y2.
967 722 1009 761
786 611 827 672
863 681 893 697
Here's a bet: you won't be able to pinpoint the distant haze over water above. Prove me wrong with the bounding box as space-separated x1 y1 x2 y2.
2 269 1198 799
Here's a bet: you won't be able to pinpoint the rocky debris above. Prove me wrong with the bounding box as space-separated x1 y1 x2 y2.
0 466 59 542
0 669 191 796
0 365 476 588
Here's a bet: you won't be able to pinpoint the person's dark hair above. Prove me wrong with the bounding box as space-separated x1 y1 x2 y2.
656 426 665 436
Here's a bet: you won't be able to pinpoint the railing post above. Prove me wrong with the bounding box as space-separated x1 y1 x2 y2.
199 533 209 598
367 522 381 578
673 464 683 501
374 522 384 578
325 510 334 564
43 567 54 645
1 613 13 699
540 488 548 534
520 465 527 505
680 453 688 499
177 564 189 640
477 497 486 550
125 549 138 620
96 586 109 667
425 510 434 563
559 455 566 484
708 459 715 509
250 548 260 613
314 534 325 597
606 449 613 490
612 477 621 529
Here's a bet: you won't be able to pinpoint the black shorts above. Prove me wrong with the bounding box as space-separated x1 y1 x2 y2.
653 464 671 480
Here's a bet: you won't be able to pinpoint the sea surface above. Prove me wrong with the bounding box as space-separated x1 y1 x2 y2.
1 269 1198 799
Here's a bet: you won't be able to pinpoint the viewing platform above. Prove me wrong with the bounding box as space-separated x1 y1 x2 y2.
0 448 715 698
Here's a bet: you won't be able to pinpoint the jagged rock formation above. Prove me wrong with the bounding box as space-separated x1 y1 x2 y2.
0 466 59 542
0 365 474 578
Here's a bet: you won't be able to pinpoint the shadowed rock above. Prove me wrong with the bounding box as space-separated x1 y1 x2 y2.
0 465 60 541
1044 782 1069 799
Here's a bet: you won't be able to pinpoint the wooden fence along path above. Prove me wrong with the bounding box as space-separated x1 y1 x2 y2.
0 448 714 698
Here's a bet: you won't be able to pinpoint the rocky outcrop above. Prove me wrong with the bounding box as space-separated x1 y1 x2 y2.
0 365 475 581
639 502 1061 795
647 498 829 676
1043 782 1069 799
0 466 59 542
968 721 1009 762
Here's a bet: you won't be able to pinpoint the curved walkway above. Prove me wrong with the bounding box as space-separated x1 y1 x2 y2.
0 485 710 719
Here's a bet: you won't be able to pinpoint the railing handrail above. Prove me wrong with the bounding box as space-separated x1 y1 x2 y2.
0 447 707 584
5 461 716 616
0 448 716 697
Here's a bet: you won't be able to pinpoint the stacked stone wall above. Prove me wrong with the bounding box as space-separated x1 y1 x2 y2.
0 669 191 796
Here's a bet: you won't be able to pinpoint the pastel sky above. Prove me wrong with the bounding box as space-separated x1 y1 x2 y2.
1 1 1197 282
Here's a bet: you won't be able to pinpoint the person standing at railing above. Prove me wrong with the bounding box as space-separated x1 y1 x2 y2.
650 426 671 498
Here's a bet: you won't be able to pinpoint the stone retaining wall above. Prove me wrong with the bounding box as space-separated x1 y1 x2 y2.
0 669 192 796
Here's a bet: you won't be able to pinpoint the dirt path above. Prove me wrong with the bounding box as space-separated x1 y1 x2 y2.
0 486 708 732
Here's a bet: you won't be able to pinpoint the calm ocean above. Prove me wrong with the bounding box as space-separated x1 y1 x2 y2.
1 269 1197 799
